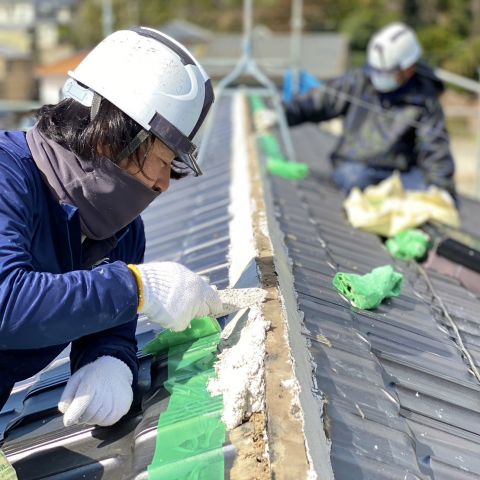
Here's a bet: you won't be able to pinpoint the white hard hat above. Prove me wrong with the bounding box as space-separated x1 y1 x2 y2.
62 27 214 175
367 22 422 72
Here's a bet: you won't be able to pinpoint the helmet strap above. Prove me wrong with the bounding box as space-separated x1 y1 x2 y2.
116 129 150 164
90 92 102 122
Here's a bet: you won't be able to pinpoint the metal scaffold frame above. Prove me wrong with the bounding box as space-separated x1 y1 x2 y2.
198 0 297 166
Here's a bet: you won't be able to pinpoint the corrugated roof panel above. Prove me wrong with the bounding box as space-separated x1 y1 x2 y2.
266 124 480 479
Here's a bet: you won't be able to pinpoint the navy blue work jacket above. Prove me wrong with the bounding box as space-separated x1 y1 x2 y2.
0 131 143 407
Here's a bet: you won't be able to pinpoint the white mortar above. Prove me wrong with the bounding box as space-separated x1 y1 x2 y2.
208 304 270 429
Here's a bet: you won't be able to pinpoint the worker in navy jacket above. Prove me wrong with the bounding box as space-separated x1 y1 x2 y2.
257 22 456 197
0 27 221 428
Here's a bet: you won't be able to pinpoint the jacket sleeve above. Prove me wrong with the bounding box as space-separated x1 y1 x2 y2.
69 217 146 382
284 70 360 126
0 155 139 350
415 99 456 196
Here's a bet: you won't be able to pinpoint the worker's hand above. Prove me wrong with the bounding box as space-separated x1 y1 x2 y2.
58 356 133 427
254 109 277 132
128 261 222 331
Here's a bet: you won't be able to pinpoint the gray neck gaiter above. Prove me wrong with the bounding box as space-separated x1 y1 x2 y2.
26 126 160 240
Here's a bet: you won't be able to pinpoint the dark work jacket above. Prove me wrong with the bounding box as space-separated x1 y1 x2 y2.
0 131 144 407
284 62 456 195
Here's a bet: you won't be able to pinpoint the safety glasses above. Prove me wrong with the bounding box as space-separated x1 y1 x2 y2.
149 111 203 176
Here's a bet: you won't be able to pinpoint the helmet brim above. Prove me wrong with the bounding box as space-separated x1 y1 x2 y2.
150 112 203 176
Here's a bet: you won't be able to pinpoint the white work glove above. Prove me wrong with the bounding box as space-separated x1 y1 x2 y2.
58 356 133 427
128 261 222 332
254 109 278 132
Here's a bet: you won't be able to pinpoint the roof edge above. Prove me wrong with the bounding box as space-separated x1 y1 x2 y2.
245 92 334 479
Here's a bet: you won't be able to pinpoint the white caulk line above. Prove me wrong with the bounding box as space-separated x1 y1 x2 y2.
228 91 257 287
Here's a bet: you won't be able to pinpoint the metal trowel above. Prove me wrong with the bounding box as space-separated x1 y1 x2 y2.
210 287 266 317
142 287 265 355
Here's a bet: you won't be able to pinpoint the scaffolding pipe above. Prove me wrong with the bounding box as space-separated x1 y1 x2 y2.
435 68 480 94
101 0 114 37
243 0 253 59
290 0 303 96
198 0 297 166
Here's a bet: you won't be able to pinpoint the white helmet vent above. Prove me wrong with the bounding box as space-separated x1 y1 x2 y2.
367 22 422 71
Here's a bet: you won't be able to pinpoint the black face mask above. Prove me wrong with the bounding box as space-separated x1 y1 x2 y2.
27 127 160 240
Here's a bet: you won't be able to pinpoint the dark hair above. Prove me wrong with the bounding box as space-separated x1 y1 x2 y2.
35 98 188 179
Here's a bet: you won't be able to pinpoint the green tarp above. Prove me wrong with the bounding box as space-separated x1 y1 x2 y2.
146 318 225 480
386 229 431 261
332 265 404 310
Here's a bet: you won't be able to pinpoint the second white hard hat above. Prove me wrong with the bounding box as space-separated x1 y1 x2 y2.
367 22 422 72
63 27 214 175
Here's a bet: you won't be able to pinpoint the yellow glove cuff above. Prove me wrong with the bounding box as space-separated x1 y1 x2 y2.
128 264 145 312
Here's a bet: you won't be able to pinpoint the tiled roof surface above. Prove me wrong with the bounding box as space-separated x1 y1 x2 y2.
267 123 480 479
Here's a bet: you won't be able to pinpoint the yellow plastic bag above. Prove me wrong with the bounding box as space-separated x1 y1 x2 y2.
344 172 460 236
0 449 17 479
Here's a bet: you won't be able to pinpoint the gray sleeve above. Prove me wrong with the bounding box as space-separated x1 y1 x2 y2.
415 99 456 196
284 70 361 126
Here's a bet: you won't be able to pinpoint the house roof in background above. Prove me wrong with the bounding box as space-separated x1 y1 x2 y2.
159 18 212 44
0 43 30 59
35 51 86 77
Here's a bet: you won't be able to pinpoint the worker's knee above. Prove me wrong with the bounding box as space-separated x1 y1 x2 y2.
332 162 382 193
400 167 427 191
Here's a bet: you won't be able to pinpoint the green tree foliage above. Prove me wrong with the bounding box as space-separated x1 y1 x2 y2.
443 36 480 77
416 25 464 67
340 6 402 51
335 0 480 76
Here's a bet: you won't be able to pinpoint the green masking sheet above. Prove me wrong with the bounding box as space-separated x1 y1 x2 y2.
145 317 226 480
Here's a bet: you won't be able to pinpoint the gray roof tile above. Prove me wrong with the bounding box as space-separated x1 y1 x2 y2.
267 123 480 478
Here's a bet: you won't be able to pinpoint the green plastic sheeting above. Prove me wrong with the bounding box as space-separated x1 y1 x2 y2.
386 229 431 261
332 265 404 310
147 318 225 480
259 133 283 158
250 94 265 113
267 158 310 180
143 317 221 355
250 95 310 181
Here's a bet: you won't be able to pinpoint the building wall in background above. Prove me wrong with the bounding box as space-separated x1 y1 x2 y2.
0 55 33 100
